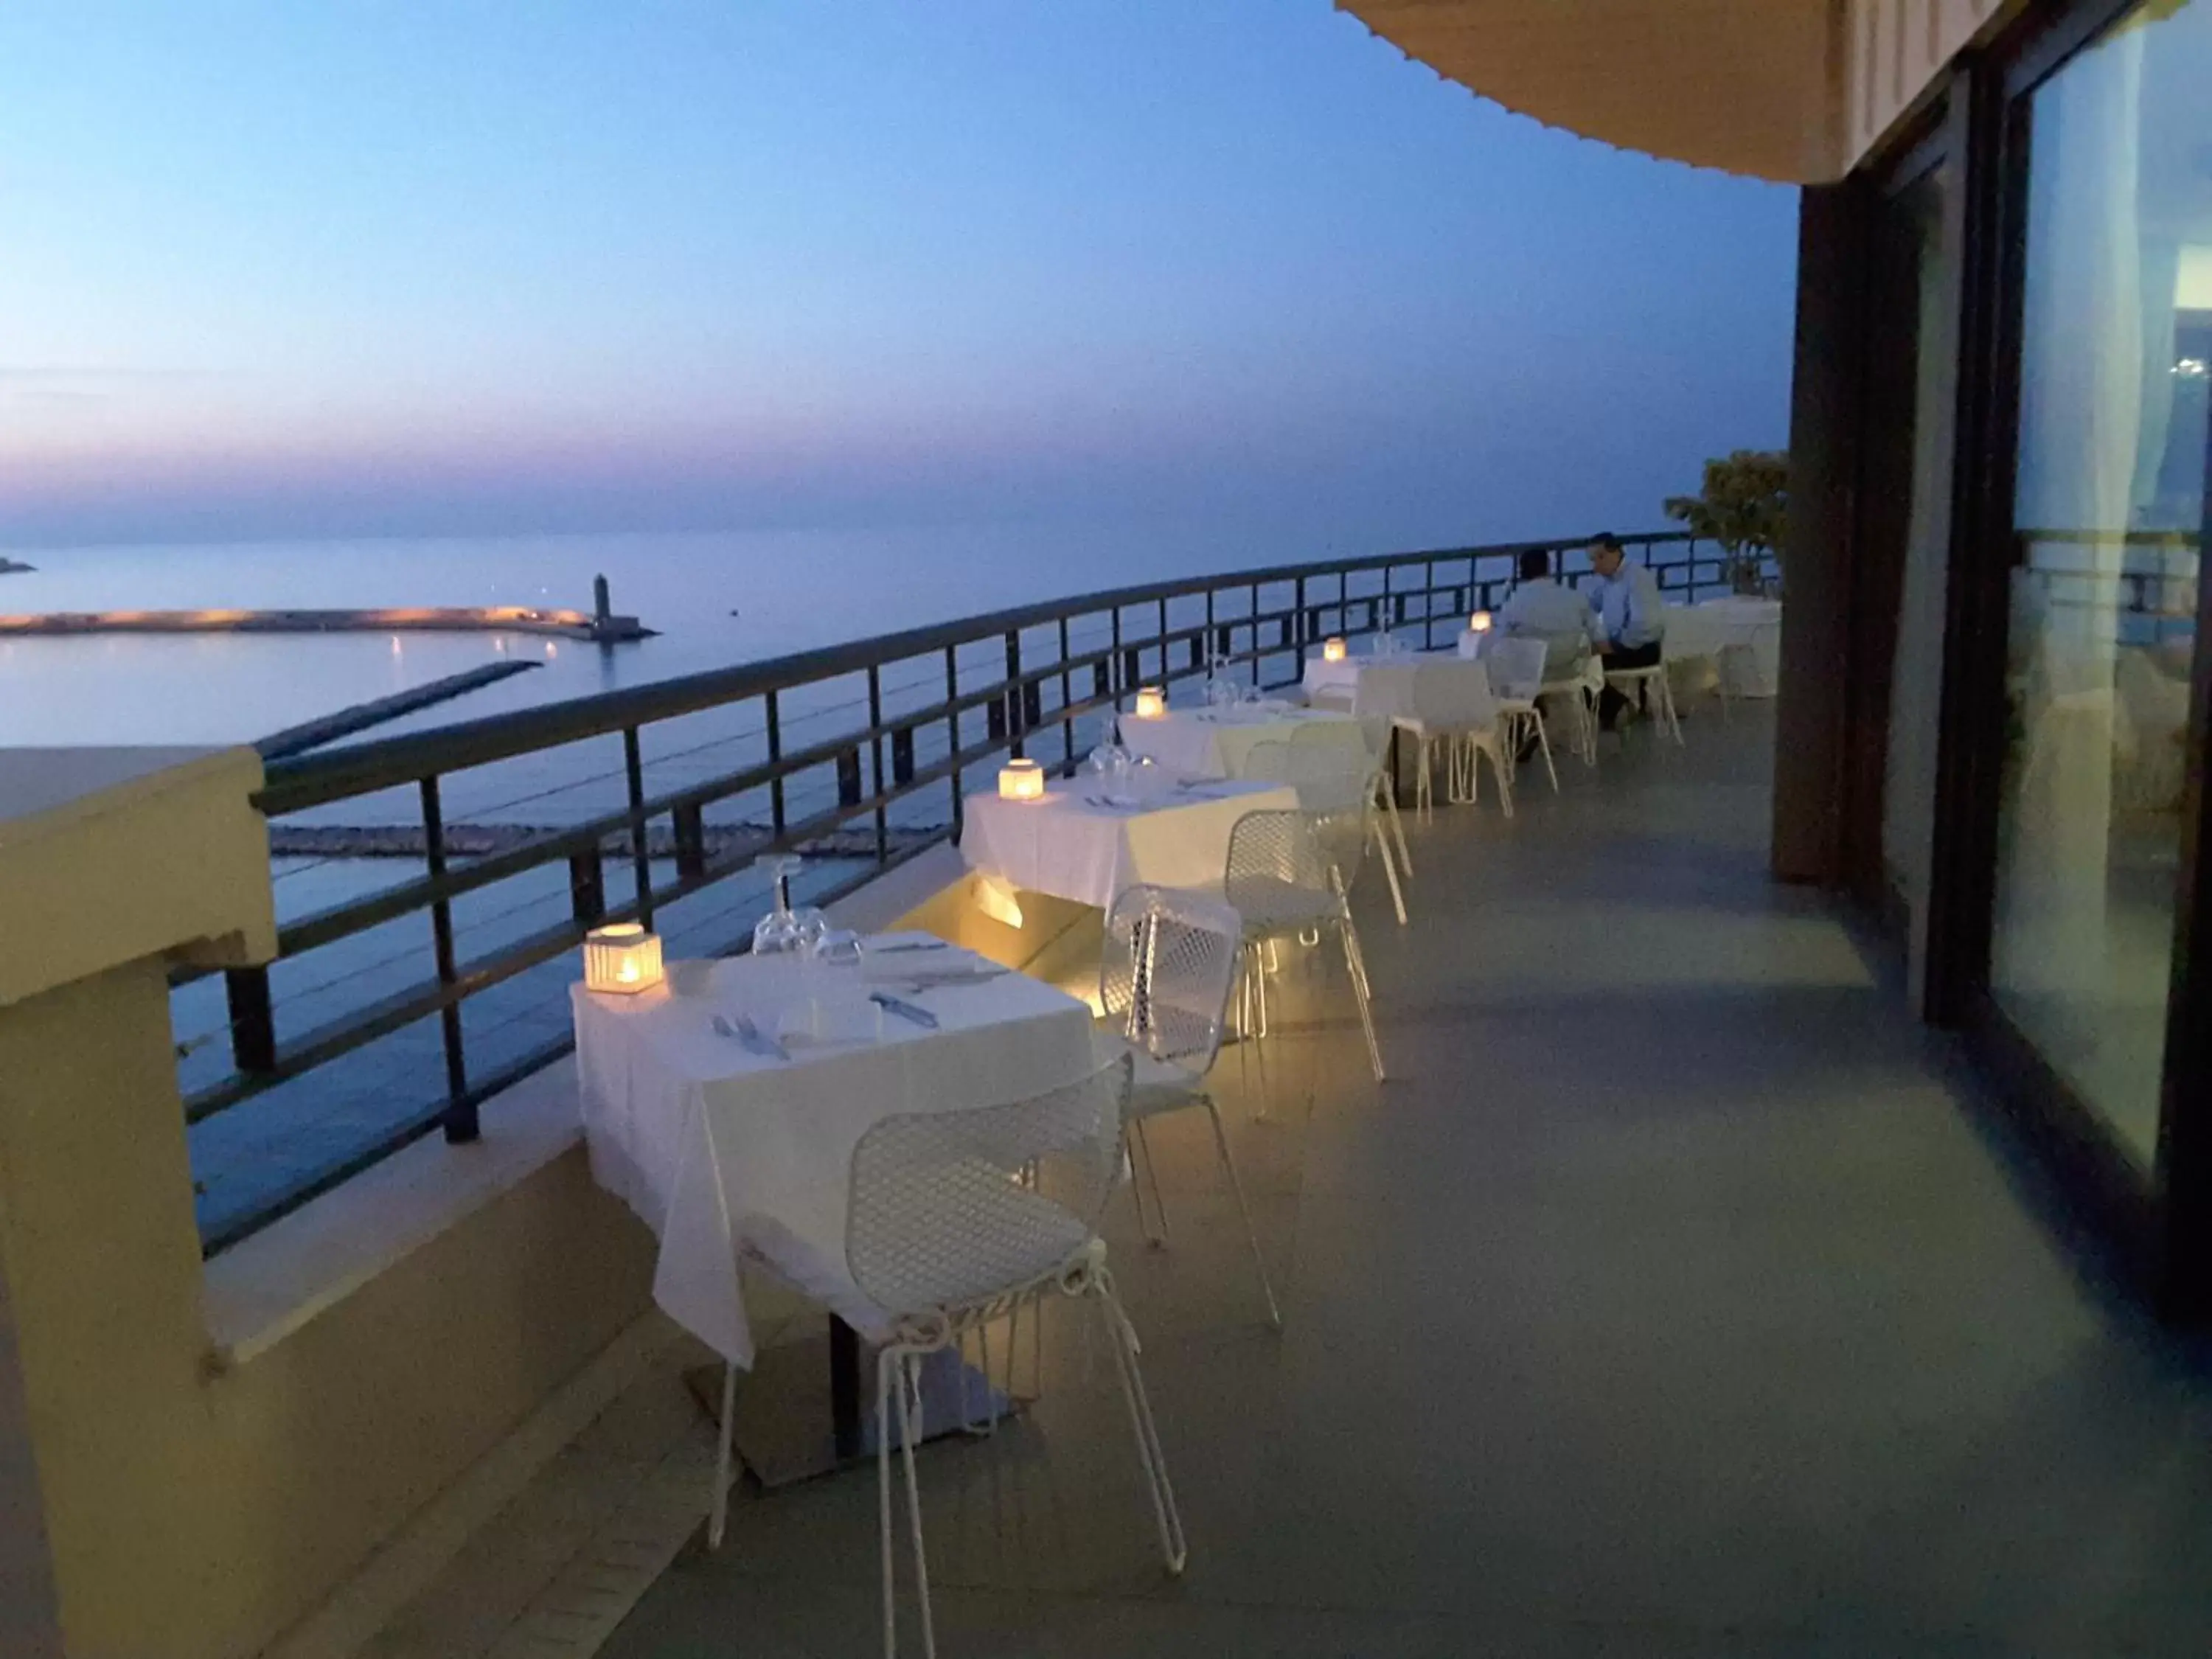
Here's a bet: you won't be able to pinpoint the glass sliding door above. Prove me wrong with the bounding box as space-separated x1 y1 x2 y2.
1992 0 2211 1165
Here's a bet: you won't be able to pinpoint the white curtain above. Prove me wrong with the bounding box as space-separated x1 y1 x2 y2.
1994 25 2147 1022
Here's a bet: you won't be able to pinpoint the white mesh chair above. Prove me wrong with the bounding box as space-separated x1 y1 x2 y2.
1393 659 1510 818
1225 807 1385 1086
1603 636 1686 744
1100 885 1281 1328
1245 729 1411 925
844 1053 1182 1657
1330 705 1416 892
1484 637 1563 794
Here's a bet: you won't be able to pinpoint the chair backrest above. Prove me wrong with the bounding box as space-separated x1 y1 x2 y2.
1411 658 1500 726
1352 663 1416 723
1485 638 1548 702
1236 739 1294 782
1100 884 1241 1079
1225 808 1336 914
846 1054 1133 1319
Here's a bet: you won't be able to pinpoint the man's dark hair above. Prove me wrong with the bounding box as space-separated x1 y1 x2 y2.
1517 548 1550 581
1592 532 1624 553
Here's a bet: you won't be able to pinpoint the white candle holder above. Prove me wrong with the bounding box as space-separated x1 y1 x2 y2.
1321 637 1346 663
998 758 1046 801
1468 611 1493 635
1131 686 1167 719
583 922 663 994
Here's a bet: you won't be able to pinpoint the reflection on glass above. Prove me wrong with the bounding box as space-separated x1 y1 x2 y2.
1992 0 2208 1164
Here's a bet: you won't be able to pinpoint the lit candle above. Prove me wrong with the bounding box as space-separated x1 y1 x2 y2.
1131 686 1167 719
998 758 1046 800
1469 611 1493 634
1321 637 1346 663
583 922 664 995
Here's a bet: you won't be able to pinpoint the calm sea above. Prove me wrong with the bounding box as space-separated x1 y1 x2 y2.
0 523 1301 748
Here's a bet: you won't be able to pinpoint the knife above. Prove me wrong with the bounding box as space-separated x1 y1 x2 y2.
713 1012 789 1061
869 991 939 1029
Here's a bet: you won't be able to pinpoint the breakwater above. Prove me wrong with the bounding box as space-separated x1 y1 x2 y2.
0 604 651 641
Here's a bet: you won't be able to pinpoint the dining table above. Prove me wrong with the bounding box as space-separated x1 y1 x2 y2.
571 936 1099 1484
959 773 1298 911
1116 699 1367 779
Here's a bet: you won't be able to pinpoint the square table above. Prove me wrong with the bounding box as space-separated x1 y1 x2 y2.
1118 700 1366 780
574 942 1097 1371
959 776 1298 911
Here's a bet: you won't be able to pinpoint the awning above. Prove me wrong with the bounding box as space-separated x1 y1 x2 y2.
1335 0 1840 184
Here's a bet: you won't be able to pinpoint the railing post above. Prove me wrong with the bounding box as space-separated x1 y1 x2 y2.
1005 629 1024 758
421 775 476 1144
1423 559 1436 650
945 644 964 838
866 664 888 864
622 727 653 931
1059 616 1076 772
1251 582 1264 685
765 689 786 838
672 801 706 880
1156 596 1169 689
225 967 276 1076
568 849 606 925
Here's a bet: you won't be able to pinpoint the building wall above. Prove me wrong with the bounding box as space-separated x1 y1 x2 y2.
0 952 658 1659
1842 0 2010 169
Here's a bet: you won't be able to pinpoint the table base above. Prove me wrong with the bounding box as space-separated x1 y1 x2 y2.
685 1338 1022 1490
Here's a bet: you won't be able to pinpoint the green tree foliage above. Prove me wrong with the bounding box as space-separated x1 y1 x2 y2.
1664 450 1788 594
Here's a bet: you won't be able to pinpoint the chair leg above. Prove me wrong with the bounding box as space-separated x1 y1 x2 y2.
1379 775 1413 875
1663 673 1686 745
1371 820 1409 925
708 1360 737 1549
1205 1099 1281 1330
877 1353 898 1656
1534 713 1560 793
1096 1287 1188 1576
1414 740 1433 821
895 1354 936 1659
1340 917 1385 1082
1130 1117 1171 1248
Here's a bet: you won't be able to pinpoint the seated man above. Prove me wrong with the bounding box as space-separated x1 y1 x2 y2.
1585 532 1666 731
1496 546 1591 681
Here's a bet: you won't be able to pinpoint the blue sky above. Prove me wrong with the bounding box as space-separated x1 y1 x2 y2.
0 3 1798 551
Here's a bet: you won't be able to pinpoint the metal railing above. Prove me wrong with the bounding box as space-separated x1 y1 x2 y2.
175 529 1720 1251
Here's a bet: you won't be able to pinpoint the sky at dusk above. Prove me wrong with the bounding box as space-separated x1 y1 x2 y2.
0 3 1800 554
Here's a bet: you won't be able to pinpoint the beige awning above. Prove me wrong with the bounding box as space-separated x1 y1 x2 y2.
1336 0 1841 184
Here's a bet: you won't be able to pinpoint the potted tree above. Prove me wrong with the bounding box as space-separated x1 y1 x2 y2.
1664 451 1787 596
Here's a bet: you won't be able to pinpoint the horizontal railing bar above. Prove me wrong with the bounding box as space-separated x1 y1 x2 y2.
256 532 1691 811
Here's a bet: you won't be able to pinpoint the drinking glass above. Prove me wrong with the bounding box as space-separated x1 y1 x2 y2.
751 854 809 956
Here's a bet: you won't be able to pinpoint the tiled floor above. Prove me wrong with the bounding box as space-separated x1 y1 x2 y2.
588 703 2212 1658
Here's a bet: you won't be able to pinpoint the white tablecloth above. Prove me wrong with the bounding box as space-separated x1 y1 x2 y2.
1119 703 1365 779
960 777 1297 909
573 942 1096 1366
1455 629 1492 661
1697 597 1783 698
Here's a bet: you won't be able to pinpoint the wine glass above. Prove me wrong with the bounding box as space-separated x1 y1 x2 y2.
751 854 808 956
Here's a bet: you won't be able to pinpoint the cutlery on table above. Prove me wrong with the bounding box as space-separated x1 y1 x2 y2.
712 1012 789 1061
869 991 940 1029
870 939 950 954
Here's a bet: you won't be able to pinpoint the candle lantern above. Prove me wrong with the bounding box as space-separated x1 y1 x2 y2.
998 758 1046 801
1321 637 1346 663
584 922 663 994
1469 611 1493 634
1131 686 1167 719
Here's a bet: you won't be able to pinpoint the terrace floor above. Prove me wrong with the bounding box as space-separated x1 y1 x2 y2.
428 699 2212 1659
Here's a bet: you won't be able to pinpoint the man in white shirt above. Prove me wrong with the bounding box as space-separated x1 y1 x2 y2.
1586 532 1666 731
1496 546 1591 680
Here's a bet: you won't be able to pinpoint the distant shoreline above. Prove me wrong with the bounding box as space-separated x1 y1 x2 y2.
0 558 33 575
